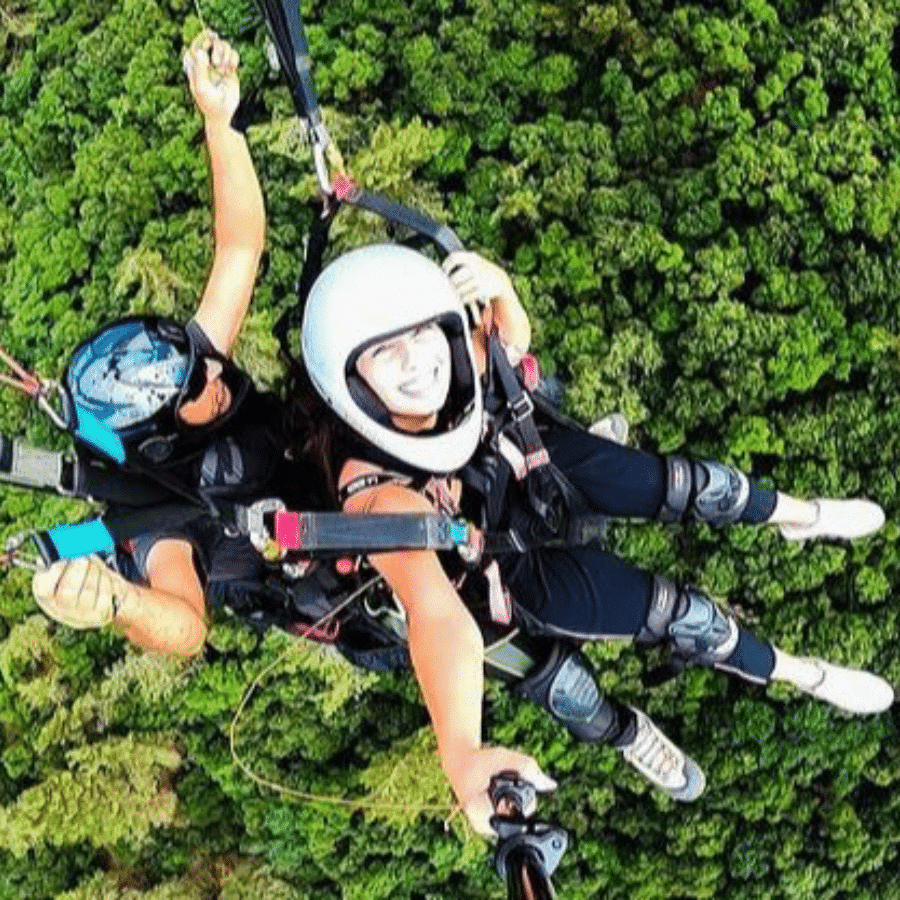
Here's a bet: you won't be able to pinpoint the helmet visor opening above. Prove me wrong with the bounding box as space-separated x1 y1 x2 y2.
344 313 474 433
177 356 216 406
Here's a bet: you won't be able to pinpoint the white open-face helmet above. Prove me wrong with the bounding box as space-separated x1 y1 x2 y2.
301 244 483 473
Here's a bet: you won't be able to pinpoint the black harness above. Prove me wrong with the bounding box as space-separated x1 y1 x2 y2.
4 0 602 673
467 333 607 553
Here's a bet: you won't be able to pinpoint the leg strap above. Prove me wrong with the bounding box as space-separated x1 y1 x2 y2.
515 642 623 744
635 574 680 645
657 457 692 523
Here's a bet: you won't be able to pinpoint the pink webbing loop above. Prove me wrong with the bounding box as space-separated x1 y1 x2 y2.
0 345 44 398
523 449 550 472
291 617 341 643
332 174 360 202
520 354 541 391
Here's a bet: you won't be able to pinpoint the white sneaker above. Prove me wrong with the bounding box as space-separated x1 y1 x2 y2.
619 709 706 801
779 498 885 541
589 413 629 445
791 658 894 714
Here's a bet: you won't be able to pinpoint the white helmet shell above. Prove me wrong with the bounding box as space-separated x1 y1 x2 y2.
301 244 483 473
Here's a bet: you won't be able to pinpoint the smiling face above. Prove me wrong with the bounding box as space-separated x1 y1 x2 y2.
176 357 233 426
355 322 452 431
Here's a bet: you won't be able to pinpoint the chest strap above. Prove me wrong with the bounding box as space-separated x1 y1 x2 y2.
274 511 470 555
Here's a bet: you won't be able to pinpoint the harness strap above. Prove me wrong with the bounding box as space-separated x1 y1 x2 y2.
31 503 204 565
274 511 470 554
256 0 466 262
487 333 572 530
255 0 335 194
488 335 550 477
333 176 464 257
337 469 412 505
482 337 614 551
496 433 552 481
484 560 511 625
260 0 322 128
72 455 190 506
274 202 337 355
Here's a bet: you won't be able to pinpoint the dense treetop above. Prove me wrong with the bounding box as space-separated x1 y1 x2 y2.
1 1 899 897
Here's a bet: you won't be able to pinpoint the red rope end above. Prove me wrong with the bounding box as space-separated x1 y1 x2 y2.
20 376 43 399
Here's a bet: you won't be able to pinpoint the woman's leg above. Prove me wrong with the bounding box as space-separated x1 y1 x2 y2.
510 548 893 715
638 575 894 714
512 638 705 801
543 424 776 521
543 424 884 539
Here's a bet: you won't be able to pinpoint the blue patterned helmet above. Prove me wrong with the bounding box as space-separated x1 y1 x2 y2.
65 317 246 465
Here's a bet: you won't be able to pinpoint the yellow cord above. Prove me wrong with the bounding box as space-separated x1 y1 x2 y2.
228 586 462 825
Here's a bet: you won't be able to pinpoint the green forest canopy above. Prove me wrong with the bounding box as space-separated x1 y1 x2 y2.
1 0 900 897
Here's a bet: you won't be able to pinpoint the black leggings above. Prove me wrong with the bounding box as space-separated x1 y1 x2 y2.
506 426 778 682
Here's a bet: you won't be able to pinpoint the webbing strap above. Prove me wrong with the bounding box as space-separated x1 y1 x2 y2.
488 334 547 472
103 503 205 544
33 503 202 564
274 202 336 354
255 0 466 259
487 334 563 527
336 181 464 257
73 456 187 507
255 0 322 128
275 511 469 554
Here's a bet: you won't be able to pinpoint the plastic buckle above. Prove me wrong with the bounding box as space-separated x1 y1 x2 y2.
509 392 534 423
457 523 484 564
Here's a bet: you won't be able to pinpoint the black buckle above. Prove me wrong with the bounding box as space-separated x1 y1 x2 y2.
509 392 534 423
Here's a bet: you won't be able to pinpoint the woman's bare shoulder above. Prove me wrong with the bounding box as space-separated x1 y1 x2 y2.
339 457 433 514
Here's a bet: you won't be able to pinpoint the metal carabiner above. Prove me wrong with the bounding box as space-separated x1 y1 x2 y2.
0 344 69 432
2 531 46 571
235 497 287 560
34 381 70 431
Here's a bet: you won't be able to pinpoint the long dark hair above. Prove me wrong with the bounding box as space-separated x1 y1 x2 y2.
282 359 340 510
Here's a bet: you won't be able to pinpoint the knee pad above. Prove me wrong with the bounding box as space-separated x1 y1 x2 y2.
636 575 738 667
658 457 749 526
516 642 621 744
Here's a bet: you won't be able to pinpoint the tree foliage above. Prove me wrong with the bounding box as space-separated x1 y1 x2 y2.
2 0 900 897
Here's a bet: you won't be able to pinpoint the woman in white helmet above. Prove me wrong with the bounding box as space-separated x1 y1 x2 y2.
300 243 893 836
